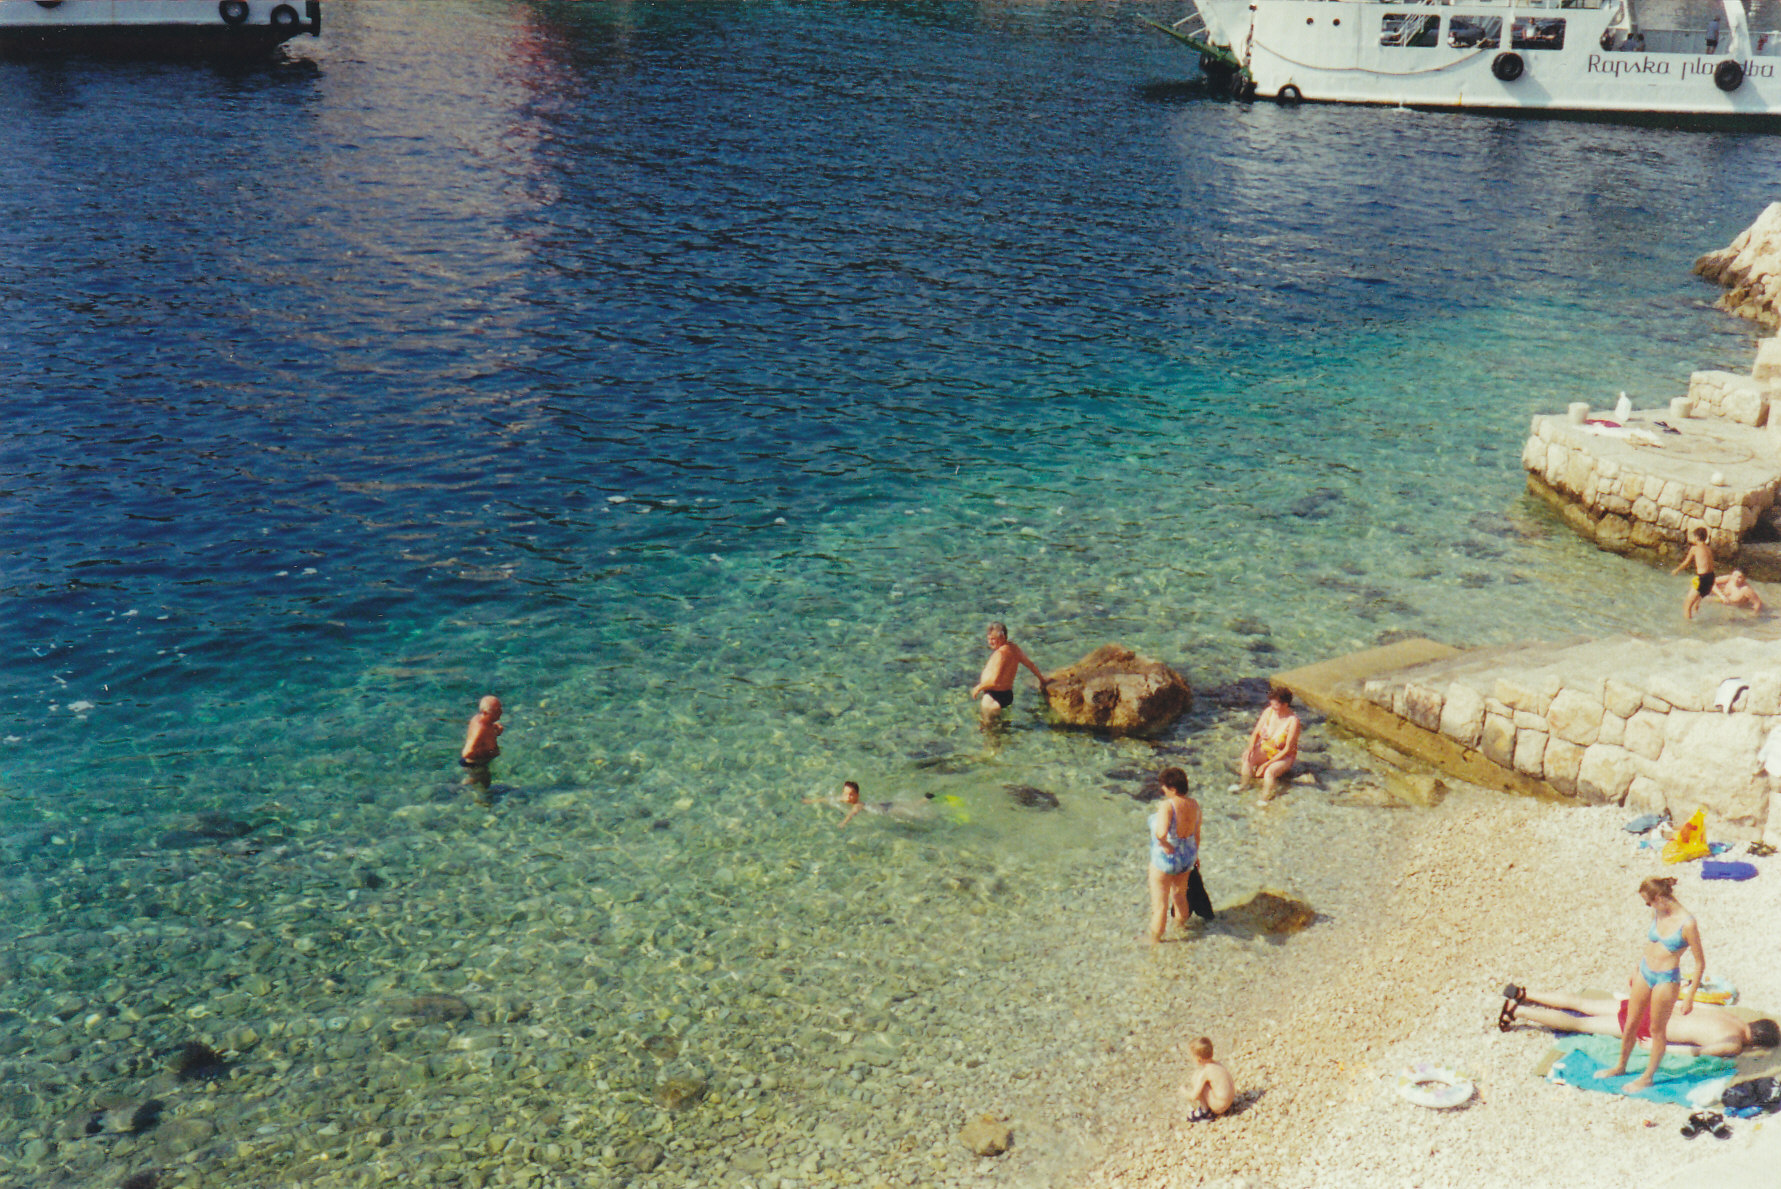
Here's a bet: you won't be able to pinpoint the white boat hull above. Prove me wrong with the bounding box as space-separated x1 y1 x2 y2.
1190 0 1781 118
0 0 321 57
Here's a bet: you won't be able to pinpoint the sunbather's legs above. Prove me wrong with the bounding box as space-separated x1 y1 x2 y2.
1515 1003 1621 1036
1523 990 1615 1014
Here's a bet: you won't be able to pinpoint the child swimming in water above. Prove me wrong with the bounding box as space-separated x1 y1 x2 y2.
805 781 935 828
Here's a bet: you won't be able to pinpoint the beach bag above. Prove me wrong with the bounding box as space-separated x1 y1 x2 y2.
1186 866 1215 921
1722 1076 1781 1113
1664 810 1711 864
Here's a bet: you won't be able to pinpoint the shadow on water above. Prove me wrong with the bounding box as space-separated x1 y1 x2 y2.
1135 76 1217 104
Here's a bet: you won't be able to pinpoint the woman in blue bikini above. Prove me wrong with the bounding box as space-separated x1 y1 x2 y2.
1147 767 1202 944
1597 876 1705 1093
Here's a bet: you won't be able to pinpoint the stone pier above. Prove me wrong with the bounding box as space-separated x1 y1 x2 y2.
1279 635 1781 839
1521 398 1781 563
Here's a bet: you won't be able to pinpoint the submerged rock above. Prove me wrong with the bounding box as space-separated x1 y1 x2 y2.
959 1113 1013 1157
641 1033 680 1060
1002 785 1059 810
1043 645 1191 735
389 994 471 1023
1219 891 1317 937
171 1042 229 1083
620 1139 664 1171
654 1074 707 1111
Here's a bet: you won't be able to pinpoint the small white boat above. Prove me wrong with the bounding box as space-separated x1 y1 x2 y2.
1153 0 1781 120
0 0 320 58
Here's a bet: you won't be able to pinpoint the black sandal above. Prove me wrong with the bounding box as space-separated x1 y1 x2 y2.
1497 997 1518 1032
1710 1114 1732 1140
1681 1111 1716 1139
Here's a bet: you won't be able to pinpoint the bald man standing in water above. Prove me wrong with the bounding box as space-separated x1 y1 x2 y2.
969 622 1048 718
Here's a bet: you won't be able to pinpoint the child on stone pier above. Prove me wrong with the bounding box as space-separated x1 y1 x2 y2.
1182 1036 1236 1121
1670 527 1716 620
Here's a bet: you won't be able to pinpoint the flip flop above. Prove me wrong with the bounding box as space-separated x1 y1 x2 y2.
1187 1106 1214 1122
1680 1111 1713 1139
1709 1113 1732 1140
1496 998 1518 1032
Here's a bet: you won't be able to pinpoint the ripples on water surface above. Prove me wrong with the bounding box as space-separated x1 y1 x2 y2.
3 1 1781 1184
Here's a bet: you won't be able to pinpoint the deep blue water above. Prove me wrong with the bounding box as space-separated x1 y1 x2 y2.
5 2 1777 826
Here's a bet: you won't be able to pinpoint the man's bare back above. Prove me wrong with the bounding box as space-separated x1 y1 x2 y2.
1183 1038 1235 1120
462 695 504 764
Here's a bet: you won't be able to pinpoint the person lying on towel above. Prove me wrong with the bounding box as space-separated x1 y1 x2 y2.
1499 986 1779 1057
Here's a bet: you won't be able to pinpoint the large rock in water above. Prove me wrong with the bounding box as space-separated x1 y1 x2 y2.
1042 645 1191 735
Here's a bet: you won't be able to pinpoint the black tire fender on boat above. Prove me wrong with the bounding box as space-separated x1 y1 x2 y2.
1715 59 1745 92
218 0 250 24
1277 84 1303 105
271 4 300 28
1492 52 1524 83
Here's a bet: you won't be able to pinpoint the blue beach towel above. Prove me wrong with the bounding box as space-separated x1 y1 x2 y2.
1544 1035 1734 1107
1702 860 1758 881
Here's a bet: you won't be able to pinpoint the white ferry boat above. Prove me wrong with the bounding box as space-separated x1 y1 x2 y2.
0 0 320 57
1154 0 1781 118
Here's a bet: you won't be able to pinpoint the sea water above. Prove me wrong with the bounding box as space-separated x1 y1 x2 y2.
3 2 1780 1185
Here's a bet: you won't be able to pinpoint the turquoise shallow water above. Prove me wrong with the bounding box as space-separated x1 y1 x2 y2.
3 1 1781 1184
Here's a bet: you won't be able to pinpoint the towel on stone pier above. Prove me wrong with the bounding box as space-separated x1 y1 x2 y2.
1542 1034 1734 1107
1714 677 1751 713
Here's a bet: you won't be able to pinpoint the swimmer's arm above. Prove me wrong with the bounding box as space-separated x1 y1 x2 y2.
1014 647 1048 686
1671 549 1695 575
838 804 862 829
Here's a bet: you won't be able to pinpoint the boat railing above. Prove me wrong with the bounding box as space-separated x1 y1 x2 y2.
1634 27 1781 55
1354 0 1609 8
1169 11 1209 40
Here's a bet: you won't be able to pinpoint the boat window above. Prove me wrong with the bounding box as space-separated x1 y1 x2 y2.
1380 13 1439 47
1511 17 1566 50
1447 16 1501 49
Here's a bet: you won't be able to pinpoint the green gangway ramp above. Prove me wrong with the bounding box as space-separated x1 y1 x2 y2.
1140 16 1242 71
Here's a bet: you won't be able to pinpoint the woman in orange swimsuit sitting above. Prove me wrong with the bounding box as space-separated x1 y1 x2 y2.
1240 687 1300 806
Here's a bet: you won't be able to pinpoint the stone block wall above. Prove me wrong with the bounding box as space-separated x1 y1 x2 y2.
1359 637 1780 836
1687 370 1772 427
1521 418 1771 555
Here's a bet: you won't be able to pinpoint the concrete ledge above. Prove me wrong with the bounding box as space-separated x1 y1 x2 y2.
1275 640 1567 803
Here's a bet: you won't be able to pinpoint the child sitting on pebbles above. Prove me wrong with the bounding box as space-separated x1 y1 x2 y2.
1182 1036 1236 1121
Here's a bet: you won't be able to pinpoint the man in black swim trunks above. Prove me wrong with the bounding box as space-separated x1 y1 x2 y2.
970 622 1048 719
